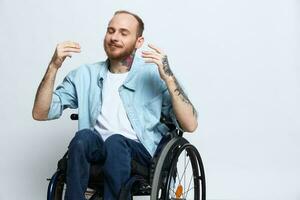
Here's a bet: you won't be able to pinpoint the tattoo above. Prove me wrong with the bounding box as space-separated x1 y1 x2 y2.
121 50 136 70
162 55 173 76
174 78 198 117
161 55 197 117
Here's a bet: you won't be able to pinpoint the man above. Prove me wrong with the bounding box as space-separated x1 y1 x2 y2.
32 10 198 200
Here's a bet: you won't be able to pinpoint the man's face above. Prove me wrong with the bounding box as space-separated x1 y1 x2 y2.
104 13 143 61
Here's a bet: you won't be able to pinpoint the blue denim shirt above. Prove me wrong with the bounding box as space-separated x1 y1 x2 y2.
48 56 180 156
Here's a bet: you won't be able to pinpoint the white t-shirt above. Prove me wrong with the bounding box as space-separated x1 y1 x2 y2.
94 70 138 141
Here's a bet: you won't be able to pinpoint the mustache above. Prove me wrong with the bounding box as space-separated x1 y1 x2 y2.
108 42 123 48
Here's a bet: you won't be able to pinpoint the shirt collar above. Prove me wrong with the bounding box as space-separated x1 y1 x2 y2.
98 56 143 91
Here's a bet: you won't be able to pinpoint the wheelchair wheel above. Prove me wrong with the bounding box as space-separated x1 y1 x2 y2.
47 170 101 200
150 137 206 200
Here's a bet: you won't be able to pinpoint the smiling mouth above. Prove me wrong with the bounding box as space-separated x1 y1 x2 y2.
109 43 122 48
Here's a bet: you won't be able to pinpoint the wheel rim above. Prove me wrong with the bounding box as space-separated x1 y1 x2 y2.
165 144 204 200
53 173 65 200
150 137 189 200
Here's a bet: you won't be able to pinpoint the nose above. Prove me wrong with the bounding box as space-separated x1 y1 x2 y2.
111 32 120 42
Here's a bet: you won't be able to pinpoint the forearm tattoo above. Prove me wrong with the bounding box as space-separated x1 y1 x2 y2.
174 78 198 118
162 55 173 76
162 55 197 117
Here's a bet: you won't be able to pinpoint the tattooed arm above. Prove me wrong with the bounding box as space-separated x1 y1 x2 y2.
142 44 198 132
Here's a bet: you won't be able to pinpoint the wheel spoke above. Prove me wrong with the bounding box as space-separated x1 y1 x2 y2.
179 155 190 184
183 174 193 198
169 186 176 196
176 169 180 185
184 150 186 194
183 186 195 197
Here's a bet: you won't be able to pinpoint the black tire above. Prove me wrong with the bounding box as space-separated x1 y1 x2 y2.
47 170 101 200
150 137 206 200
47 170 66 200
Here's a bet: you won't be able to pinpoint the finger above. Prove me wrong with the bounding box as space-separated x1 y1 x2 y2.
64 44 81 49
62 41 81 48
57 46 80 53
63 41 80 46
61 52 73 58
57 43 80 51
143 58 160 65
141 53 161 61
142 50 160 57
62 47 81 53
148 44 163 54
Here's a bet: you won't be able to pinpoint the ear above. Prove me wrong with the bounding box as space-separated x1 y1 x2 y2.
135 36 144 49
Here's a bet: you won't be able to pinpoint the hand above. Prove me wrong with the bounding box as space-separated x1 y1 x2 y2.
50 41 81 69
142 44 174 81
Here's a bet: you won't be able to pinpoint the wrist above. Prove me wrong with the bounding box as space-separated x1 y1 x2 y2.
48 62 60 71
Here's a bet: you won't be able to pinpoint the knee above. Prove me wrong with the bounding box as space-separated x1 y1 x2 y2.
103 135 131 170
69 129 91 151
104 134 126 152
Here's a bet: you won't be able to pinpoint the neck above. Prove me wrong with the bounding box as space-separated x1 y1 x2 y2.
109 51 136 73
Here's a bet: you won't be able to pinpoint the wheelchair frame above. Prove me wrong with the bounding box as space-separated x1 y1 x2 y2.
47 114 206 200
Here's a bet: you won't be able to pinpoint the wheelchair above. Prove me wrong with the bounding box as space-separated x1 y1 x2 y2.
47 114 206 200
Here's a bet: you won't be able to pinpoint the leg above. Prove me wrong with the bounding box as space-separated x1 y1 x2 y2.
65 129 105 200
102 134 152 200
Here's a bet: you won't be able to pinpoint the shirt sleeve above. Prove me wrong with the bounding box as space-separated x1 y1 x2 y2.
161 86 184 132
47 70 78 120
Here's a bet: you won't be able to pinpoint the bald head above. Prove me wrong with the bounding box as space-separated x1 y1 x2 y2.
112 10 144 37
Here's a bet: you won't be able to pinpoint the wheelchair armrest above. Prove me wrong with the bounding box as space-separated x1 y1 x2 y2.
160 116 176 131
70 114 183 136
160 116 183 137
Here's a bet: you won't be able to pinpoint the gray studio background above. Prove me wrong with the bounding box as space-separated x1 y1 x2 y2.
0 0 299 199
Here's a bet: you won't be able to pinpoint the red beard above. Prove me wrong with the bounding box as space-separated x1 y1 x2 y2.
104 41 136 61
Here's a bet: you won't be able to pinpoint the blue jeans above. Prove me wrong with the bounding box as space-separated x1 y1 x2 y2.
64 129 152 200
